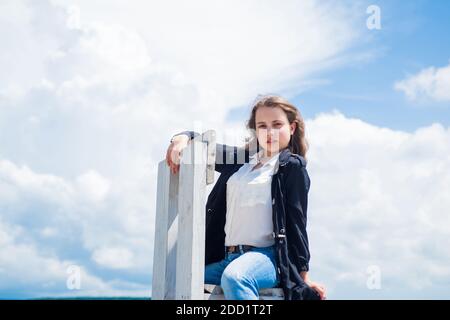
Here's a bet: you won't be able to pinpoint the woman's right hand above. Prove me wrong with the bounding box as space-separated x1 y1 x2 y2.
166 134 190 175
306 280 327 300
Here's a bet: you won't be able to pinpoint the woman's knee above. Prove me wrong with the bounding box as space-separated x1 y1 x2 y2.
221 267 252 288
220 266 260 299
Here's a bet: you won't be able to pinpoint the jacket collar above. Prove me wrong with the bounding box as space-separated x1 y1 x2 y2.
278 147 291 167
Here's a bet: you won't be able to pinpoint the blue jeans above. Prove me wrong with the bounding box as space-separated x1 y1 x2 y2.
204 245 280 300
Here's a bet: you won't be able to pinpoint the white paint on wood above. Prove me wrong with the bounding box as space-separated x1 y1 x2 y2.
152 160 171 300
165 170 179 299
176 139 207 299
152 161 181 299
202 130 216 184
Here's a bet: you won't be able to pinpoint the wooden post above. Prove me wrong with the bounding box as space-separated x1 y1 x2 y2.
152 130 216 300
152 159 179 299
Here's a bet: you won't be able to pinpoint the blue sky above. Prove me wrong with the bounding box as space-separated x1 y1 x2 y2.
1 0 449 300
227 0 450 132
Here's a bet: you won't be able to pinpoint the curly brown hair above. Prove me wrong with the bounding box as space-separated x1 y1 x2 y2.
244 95 309 159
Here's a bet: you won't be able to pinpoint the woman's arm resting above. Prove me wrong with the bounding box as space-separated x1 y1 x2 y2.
169 130 246 173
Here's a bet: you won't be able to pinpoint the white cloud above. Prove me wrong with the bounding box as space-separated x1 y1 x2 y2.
0 159 153 298
395 61 450 102
2 0 365 119
0 159 74 208
75 170 110 204
306 111 450 299
92 247 135 269
0 0 366 186
0 219 140 299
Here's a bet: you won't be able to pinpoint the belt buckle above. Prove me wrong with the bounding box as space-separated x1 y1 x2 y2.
226 245 251 255
226 246 236 254
227 245 242 254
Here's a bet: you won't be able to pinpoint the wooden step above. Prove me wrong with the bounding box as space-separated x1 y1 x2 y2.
204 284 284 300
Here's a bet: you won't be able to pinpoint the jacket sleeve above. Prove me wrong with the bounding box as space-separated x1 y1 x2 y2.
284 160 311 272
170 130 246 173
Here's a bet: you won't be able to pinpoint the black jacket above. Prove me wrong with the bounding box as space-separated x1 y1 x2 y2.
172 131 320 300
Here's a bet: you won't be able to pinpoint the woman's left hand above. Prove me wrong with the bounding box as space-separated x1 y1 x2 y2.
306 280 327 300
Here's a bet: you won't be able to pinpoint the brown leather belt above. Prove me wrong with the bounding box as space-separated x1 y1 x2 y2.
225 245 255 254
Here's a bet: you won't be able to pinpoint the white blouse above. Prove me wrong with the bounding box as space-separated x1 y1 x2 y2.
224 149 281 247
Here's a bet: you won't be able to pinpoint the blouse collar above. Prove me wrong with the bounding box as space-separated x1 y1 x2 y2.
249 149 281 167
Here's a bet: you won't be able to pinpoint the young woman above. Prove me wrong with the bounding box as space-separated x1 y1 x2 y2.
166 95 326 300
